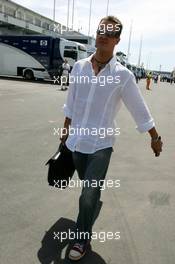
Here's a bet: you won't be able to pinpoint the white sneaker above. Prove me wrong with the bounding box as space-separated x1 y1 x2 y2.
68 241 89 261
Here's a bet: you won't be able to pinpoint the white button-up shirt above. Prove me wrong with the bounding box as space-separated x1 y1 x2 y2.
63 54 155 154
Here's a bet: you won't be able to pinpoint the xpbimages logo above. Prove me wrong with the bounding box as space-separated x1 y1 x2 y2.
52 23 74 34
53 229 121 243
53 126 120 139
53 178 121 190
52 74 121 86
98 22 121 34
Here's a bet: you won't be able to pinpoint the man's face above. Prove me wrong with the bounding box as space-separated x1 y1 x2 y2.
95 20 120 52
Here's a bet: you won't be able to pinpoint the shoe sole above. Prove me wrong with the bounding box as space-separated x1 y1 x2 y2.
68 250 86 261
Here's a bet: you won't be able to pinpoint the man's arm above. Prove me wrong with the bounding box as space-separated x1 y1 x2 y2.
61 63 78 143
121 73 163 157
60 117 71 144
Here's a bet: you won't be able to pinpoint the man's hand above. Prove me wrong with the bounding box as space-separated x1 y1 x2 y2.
151 136 163 157
148 127 163 157
60 117 71 145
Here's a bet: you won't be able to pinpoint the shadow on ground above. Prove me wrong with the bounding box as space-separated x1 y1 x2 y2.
37 217 107 264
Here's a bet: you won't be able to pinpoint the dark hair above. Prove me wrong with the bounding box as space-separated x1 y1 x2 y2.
99 15 123 37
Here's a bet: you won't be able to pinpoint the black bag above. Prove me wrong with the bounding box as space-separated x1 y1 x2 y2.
45 143 75 189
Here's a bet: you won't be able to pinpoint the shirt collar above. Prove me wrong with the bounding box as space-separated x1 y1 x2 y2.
108 56 117 73
85 53 117 74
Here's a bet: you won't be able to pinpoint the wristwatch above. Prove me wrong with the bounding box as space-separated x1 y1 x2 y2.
151 136 161 142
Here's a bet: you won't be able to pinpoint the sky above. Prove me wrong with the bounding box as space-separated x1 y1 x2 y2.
12 0 175 72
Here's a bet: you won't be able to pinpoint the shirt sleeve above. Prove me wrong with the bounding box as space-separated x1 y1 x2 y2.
63 63 77 119
121 72 155 133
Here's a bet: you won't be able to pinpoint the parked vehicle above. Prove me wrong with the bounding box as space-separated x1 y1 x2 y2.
0 35 87 80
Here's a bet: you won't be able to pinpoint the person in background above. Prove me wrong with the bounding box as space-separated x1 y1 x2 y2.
133 68 139 83
61 59 70 91
154 74 158 83
146 72 152 90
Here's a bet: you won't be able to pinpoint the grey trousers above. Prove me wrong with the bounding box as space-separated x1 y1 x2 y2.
72 147 113 242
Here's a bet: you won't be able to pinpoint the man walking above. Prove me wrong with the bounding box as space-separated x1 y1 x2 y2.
61 16 163 261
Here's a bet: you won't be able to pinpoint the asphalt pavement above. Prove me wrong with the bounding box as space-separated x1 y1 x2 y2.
0 77 174 264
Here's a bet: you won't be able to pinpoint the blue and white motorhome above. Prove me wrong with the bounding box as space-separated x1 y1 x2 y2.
0 35 87 80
